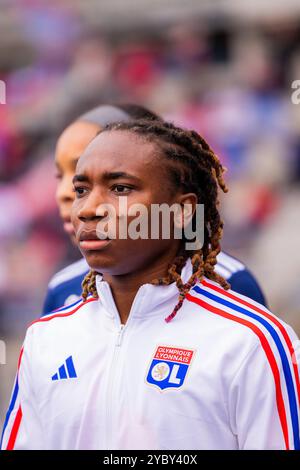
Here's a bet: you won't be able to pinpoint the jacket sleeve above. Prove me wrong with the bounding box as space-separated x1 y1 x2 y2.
229 325 300 450
0 330 44 450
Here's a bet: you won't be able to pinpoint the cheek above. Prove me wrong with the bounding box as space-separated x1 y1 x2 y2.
56 176 75 202
70 200 81 227
144 183 174 205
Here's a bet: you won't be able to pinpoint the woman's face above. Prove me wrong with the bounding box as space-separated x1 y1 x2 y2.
71 129 196 276
55 121 100 242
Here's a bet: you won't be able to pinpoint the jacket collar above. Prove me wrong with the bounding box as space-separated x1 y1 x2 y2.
95 258 194 323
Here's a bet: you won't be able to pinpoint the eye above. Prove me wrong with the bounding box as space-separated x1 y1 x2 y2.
111 184 133 194
73 186 88 198
55 171 62 180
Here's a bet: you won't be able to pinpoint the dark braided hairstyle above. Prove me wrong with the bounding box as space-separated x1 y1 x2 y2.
81 119 230 322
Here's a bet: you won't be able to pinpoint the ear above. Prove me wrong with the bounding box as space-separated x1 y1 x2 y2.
174 193 198 229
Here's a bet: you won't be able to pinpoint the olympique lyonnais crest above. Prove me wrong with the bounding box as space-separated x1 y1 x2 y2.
146 345 195 391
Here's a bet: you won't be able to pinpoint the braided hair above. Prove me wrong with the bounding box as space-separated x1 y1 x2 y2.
81 119 230 322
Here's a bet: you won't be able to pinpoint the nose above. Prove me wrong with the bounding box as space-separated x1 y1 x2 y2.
76 189 105 222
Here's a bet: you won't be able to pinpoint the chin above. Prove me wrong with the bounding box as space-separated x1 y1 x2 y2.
82 251 116 273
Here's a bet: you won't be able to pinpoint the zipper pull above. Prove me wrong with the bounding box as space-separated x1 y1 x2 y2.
116 324 125 347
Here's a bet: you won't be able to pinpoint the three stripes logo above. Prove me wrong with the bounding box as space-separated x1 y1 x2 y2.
51 356 77 381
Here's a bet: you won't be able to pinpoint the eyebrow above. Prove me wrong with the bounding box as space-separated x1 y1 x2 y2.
72 171 140 185
72 174 89 184
102 171 140 182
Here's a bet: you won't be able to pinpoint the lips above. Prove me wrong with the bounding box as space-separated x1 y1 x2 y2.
78 229 111 251
79 230 96 241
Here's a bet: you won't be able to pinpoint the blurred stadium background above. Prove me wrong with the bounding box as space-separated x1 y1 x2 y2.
1 0 300 426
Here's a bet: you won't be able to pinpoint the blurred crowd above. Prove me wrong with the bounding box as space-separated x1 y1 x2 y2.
0 1 300 407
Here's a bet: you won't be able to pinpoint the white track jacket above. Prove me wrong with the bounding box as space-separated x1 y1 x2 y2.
1 259 300 450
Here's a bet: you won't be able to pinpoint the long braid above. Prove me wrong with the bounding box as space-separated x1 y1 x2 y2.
82 270 98 301
81 119 230 321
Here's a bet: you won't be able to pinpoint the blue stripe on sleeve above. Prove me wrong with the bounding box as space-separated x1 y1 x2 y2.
0 377 19 449
193 285 300 449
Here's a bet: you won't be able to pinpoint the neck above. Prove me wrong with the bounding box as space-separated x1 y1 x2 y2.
102 247 185 324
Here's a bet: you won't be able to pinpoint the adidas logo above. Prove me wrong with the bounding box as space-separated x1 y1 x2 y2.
52 356 77 381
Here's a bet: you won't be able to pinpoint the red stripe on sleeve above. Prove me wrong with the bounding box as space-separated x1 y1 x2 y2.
6 405 22 450
29 297 97 327
186 292 290 450
202 279 300 410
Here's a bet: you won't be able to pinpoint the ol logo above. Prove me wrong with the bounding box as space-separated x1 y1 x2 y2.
146 345 195 391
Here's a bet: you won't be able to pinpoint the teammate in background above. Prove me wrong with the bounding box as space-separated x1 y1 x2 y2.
2 119 298 449
43 105 266 314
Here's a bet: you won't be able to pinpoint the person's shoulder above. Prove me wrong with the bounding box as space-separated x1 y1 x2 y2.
215 251 245 279
42 259 89 315
216 251 266 306
21 296 99 376
48 258 89 290
186 277 291 349
28 295 99 336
